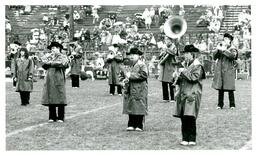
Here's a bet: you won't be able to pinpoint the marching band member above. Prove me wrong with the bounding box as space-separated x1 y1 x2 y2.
41 42 69 123
158 36 177 102
106 44 123 95
8 41 21 88
212 33 238 110
69 38 83 88
173 45 206 146
14 47 34 106
120 48 148 132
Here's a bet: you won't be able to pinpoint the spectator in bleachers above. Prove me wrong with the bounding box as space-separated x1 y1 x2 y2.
149 7 155 25
42 14 49 25
92 26 100 50
208 16 221 33
84 5 92 17
109 12 117 25
24 5 32 15
193 39 200 49
82 29 91 50
154 7 159 27
92 7 99 24
63 15 70 30
73 10 81 23
74 30 81 39
198 39 207 53
207 37 214 52
5 19 11 33
238 9 250 25
142 8 152 30
179 6 185 17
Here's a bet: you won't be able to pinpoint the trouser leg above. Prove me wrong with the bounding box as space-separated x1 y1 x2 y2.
19 92 25 105
187 116 196 142
109 84 115 95
57 105 65 121
218 90 224 108
169 83 175 100
228 91 235 107
162 82 169 100
24 91 30 104
49 106 57 121
181 116 189 142
71 75 75 87
128 114 136 128
134 115 144 129
74 75 80 87
117 85 122 94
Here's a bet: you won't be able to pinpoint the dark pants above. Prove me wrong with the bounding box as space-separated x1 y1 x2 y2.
110 84 122 95
13 78 16 87
128 114 144 129
181 116 196 142
218 90 235 108
162 81 175 100
71 74 80 87
49 105 65 121
19 91 30 105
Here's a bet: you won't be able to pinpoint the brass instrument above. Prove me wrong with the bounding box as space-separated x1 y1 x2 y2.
163 16 187 39
159 44 176 65
159 16 187 66
40 52 55 63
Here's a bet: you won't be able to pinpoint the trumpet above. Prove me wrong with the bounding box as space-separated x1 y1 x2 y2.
40 52 55 63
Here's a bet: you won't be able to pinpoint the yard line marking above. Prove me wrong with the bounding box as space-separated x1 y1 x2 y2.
6 103 120 137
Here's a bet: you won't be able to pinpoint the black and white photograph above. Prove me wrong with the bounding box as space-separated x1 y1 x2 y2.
1 0 254 151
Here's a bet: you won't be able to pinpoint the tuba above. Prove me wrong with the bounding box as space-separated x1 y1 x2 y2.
159 16 187 65
163 16 187 39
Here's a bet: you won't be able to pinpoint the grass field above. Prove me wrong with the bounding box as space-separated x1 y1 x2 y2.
5 77 251 150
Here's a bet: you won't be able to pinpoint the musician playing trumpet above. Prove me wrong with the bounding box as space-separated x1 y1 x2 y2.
68 38 83 88
158 36 177 102
106 44 123 95
173 45 206 146
41 42 69 123
211 33 238 110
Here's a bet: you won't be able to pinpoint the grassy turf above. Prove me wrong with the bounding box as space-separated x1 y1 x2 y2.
6 78 251 150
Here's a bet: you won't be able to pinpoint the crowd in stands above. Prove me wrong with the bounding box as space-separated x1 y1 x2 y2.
196 5 224 33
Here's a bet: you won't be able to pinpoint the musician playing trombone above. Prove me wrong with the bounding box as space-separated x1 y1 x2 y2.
158 36 177 102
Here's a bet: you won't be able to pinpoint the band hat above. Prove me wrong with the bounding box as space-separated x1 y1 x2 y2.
183 45 199 53
13 41 22 46
224 33 234 41
127 47 143 55
47 41 63 50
